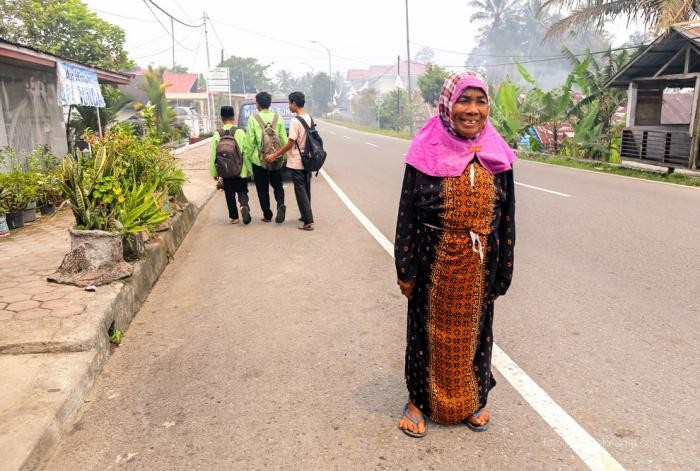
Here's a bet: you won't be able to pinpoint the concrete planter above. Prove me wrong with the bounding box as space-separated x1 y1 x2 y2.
123 232 146 261
48 229 133 287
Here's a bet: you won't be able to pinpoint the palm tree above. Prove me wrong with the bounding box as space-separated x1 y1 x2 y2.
276 69 294 94
138 66 175 134
468 0 520 34
540 0 700 40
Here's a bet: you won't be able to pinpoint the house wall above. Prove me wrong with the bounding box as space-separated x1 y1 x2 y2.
635 89 663 125
0 60 67 166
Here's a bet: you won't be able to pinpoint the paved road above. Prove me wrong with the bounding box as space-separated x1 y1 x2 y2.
46 121 700 470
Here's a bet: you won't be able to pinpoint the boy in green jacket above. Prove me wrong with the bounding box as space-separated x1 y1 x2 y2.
210 106 251 224
245 92 288 223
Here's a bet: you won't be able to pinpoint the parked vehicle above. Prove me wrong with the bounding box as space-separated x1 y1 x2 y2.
174 106 201 137
237 99 293 179
237 99 293 133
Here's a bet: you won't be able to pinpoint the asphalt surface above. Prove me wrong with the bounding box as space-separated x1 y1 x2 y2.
46 121 700 470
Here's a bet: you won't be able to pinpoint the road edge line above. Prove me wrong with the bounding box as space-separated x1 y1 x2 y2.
320 167 625 471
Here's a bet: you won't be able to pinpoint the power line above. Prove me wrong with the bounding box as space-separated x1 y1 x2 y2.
172 0 193 23
144 0 203 28
412 40 649 63
141 0 199 52
91 8 158 23
128 32 172 51
132 45 174 60
208 18 228 60
212 19 373 66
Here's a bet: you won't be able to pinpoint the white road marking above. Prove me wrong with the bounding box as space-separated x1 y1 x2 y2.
329 130 336 135
493 346 624 471
320 169 393 255
515 182 571 197
365 142 379 148
343 135 351 140
320 167 625 471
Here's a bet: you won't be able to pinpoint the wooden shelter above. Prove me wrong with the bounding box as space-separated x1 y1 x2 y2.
607 26 700 170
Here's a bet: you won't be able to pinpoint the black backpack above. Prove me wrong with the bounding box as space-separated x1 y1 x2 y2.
294 116 327 173
215 127 244 178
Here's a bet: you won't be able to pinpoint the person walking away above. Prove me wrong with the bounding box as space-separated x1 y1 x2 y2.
245 91 288 223
395 71 516 437
210 106 251 224
266 91 314 231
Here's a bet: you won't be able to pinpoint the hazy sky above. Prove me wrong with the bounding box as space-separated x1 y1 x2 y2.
85 0 640 78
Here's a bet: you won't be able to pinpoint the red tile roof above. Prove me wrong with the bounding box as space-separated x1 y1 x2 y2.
346 69 369 81
353 61 427 80
163 70 198 93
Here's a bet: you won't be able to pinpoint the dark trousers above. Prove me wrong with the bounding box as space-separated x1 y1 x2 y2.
290 168 313 224
252 165 284 220
222 177 249 220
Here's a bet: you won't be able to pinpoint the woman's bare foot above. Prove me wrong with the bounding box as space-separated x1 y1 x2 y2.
399 401 426 437
464 409 490 431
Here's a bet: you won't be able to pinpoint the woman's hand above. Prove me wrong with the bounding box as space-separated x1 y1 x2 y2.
266 152 278 163
398 278 416 300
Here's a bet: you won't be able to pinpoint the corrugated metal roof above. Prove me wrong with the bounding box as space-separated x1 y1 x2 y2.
0 37 133 85
607 25 700 88
661 92 693 124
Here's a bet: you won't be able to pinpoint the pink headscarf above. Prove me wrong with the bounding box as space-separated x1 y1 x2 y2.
405 71 516 177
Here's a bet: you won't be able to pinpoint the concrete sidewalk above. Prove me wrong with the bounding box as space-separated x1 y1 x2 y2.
0 141 215 471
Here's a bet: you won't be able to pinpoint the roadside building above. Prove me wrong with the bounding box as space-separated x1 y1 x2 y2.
607 25 700 170
0 38 132 163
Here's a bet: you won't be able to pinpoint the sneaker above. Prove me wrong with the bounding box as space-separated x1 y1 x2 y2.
241 206 251 225
275 204 286 224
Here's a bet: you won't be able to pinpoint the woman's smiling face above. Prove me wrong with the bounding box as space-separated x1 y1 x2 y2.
451 87 489 139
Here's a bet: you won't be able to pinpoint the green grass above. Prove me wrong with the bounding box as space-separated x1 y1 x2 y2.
519 153 700 187
324 119 700 188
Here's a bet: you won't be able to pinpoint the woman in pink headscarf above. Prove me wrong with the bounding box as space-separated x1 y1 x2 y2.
395 71 516 437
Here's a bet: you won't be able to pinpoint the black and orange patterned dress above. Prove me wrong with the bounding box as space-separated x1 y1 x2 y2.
394 158 515 424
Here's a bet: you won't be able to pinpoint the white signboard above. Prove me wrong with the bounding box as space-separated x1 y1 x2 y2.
57 61 105 107
207 67 230 92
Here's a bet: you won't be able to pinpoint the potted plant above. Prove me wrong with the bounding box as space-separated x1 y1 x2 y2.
0 172 29 230
35 173 59 215
48 149 132 287
116 179 170 261
21 172 39 223
0 186 10 237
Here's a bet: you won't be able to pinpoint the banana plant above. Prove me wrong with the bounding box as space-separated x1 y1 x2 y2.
489 80 529 148
517 59 591 153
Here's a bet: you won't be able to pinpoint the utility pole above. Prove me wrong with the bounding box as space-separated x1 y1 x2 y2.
397 55 401 132
203 12 211 70
405 0 412 134
170 17 175 70
311 40 332 112
203 12 213 131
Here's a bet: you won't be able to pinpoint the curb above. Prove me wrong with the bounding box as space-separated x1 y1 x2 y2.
5 190 215 471
172 137 212 156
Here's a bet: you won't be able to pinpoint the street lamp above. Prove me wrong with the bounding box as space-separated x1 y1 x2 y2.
311 40 333 112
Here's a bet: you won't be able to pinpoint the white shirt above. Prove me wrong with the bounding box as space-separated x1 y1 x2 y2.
287 113 312 170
